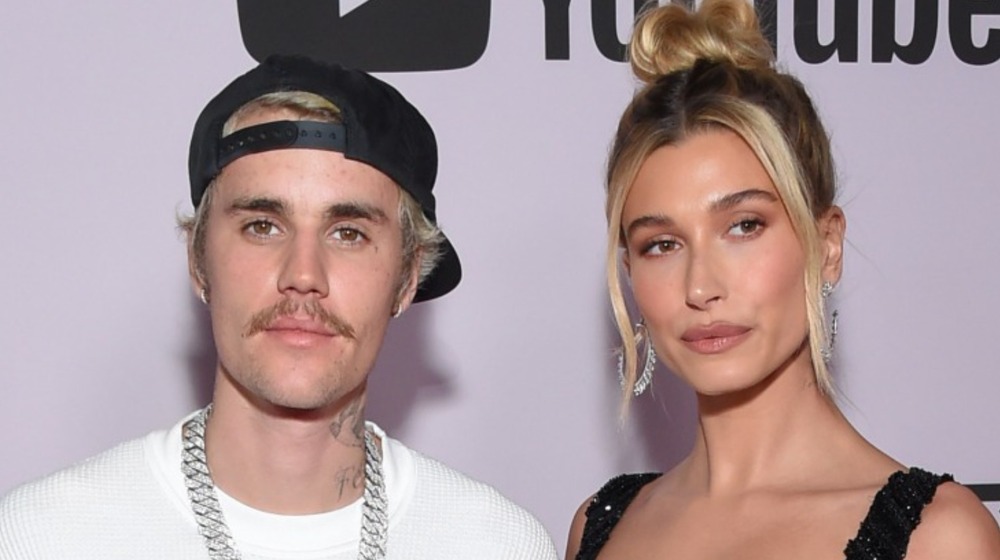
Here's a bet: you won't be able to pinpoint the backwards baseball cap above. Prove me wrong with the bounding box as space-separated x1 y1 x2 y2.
188 55 461 302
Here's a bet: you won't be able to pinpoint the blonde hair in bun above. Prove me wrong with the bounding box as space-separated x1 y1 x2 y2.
630 0 774 83
608 0 838 414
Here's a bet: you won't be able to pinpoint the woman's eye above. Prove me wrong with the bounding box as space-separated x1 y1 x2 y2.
728 219 763 237
643 239 678 256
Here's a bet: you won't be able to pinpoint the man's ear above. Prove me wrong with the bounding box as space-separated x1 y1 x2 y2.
819 206 846 284
187 240 208 301
393 257 421 317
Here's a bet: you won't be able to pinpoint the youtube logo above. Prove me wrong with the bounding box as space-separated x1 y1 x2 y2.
238 0 491 72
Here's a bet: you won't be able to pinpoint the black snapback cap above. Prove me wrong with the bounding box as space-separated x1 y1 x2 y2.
188 55 460 303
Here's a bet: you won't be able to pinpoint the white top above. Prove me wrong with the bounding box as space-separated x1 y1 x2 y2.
0 414 558 560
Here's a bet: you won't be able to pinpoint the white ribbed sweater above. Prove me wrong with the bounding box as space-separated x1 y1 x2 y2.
0 416 557 560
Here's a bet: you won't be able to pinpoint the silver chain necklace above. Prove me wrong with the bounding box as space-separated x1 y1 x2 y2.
181 406 388 560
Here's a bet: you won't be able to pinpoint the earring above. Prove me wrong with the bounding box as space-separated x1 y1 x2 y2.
617 319 657 396
199 288 209 305
391 305 402 318
820 281 838 363
821 281 835 299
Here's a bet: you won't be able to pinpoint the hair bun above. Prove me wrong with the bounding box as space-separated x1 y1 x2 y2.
629 0 774 84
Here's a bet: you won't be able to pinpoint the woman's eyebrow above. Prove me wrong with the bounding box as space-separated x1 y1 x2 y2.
708 188 778 213
626 214 674 239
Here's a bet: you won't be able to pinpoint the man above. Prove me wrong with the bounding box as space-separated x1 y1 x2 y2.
0 55 557 559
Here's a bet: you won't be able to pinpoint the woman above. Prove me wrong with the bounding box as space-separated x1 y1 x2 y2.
566 1 1000 559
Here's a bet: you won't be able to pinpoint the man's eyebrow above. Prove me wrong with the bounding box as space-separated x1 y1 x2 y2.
324 202 389 224
225 197 286 216
222 198 388 224
707 188 779 213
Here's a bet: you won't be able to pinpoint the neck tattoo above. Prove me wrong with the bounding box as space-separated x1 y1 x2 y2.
181 405 388 560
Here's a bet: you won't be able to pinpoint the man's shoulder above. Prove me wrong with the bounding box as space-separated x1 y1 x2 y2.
397 446 558 559
0 426 200 559
0 432 178 557
407 449 526 510
1 435 149 513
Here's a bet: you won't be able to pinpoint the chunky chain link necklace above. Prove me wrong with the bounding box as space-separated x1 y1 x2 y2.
181 406 388 560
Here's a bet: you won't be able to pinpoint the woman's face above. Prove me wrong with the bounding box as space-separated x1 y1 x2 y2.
622 129 814 396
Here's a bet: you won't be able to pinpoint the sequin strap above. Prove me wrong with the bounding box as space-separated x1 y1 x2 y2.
843 467 954 560
575 473 662 560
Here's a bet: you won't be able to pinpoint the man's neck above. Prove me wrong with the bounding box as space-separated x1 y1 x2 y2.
203 374 370 515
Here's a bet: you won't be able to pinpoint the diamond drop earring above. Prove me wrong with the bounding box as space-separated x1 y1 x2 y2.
820 281 838 363
617 320 656 396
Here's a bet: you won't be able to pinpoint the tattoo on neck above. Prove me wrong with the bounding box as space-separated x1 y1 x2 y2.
334 464 365 500
329 399 364 448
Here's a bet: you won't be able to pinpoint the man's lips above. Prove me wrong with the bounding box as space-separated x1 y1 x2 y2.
243 298 356 340
265 316 337 337
681 323 751 354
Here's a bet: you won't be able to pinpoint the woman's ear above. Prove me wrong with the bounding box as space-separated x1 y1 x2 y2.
819 206 846 284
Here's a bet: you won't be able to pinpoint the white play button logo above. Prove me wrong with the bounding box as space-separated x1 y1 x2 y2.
339 0 371 17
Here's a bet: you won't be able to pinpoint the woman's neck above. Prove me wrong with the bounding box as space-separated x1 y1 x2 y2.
678 352 896 496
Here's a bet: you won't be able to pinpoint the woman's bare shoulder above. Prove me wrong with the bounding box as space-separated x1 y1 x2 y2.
907 481 1000 560
564 494 593 560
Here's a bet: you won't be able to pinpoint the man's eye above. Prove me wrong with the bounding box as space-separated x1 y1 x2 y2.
245 220 279 237
333 227 365 243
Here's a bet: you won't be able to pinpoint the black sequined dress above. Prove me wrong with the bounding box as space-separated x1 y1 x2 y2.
576 468 953 560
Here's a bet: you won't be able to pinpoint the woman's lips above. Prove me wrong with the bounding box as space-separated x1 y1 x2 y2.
681 323 751 354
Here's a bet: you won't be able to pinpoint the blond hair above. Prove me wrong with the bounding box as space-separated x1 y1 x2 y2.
609 0 837 412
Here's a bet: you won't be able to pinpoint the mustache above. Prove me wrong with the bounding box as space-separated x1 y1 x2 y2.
242 299 356 339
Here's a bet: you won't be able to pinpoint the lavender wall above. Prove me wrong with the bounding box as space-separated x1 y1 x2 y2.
2 2 997 555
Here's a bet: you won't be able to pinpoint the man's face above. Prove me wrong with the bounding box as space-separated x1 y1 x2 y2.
196 111 414 412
